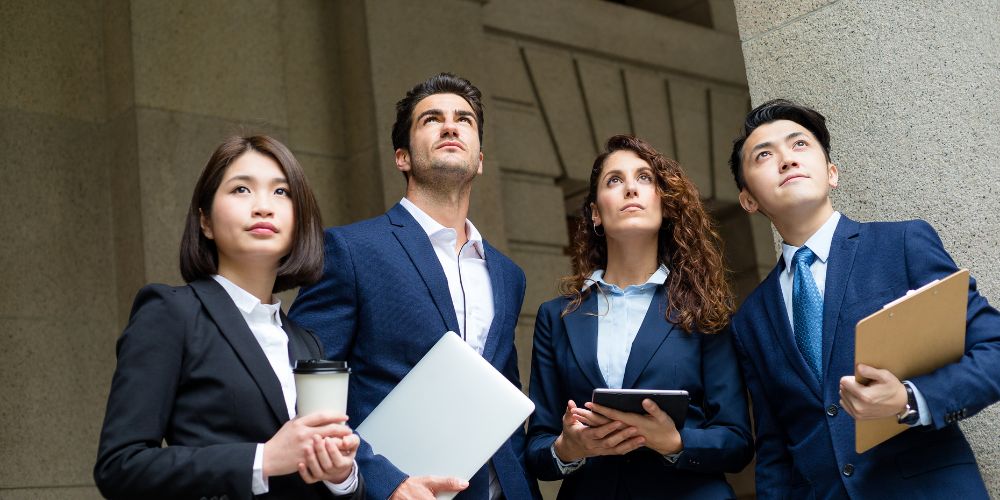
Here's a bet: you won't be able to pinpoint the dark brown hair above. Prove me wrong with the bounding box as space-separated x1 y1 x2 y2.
560 135 733 334
391 72 484 153
180 135 324 293
729 98 831 191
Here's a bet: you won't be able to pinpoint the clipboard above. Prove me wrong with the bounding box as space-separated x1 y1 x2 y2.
853 269 968 453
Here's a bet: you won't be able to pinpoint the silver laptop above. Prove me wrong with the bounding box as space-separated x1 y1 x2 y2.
356 332 535 499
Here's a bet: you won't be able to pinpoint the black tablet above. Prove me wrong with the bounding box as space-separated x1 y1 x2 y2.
591 389 690 429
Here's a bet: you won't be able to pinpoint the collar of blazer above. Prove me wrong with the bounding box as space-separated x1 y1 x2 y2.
189 278 292 424
763 215 861 398
564 285 676 390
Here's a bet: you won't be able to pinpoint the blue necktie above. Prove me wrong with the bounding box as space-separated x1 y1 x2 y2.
792 247 823 380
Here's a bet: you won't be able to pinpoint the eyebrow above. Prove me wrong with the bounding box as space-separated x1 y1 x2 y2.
749 131 806 155
225 174 288 184
416 109 476 122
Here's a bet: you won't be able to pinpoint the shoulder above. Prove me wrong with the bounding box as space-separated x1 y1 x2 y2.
324 213 391 241
537 295 571 317
130 283 199 316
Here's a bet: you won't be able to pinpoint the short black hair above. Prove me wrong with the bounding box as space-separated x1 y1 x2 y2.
391 72 484 153
729 99 831 191
180 135 324 293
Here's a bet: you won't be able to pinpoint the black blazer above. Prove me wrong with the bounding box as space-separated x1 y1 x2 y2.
94 278 363 499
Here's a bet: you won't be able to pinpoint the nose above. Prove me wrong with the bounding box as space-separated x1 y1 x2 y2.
440 117 459 137
624 177 639 197
252 193 274 217
780 156 798 172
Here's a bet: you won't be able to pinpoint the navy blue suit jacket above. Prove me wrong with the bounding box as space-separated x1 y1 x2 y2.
289 203 540 500
526 287 753 500
731 216 1000 499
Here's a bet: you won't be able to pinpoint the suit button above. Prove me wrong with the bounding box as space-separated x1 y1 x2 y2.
961 408 968 418
842 464 854 477
826 404 838 417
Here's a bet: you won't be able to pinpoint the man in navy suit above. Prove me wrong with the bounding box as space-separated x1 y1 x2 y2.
728 99 1000 498
289 73 540 500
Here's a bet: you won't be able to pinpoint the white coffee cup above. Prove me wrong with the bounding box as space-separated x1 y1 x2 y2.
293 359 350 417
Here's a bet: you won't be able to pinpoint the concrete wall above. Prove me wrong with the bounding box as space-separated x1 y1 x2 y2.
0 0 761 497
735 0 1000 493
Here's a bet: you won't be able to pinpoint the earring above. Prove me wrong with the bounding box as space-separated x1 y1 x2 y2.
592 221 605 237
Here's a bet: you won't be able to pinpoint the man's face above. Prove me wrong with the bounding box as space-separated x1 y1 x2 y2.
738 119 838 216
395 93 483 186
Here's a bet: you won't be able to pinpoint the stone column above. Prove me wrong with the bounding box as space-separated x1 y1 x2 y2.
735 0 1000 492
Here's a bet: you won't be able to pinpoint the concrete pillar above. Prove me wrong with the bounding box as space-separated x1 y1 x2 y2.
735 0 1000 493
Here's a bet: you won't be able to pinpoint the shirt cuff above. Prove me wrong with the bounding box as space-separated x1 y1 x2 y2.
550 442 585 474
907 381 933 426
252 443 269 495
323 461 360 495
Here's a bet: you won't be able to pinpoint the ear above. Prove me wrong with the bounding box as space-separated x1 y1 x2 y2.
590 201 602 226
475 151 484 176
738 188 759 214
199 209 214 239
395 148 411 174
827 162 839 189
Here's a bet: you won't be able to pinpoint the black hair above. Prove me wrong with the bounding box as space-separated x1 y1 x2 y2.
390 72 484 153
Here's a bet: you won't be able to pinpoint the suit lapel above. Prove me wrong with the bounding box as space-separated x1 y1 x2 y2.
564 292 607 389
387 203 461 334
480 241 506 364
622 286 675 389
189 279 290 423
821 216 861 380
281 310 319 363
760 263 823 398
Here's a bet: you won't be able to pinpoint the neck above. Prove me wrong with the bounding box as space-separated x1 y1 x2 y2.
602 233 660 288
405 185 472 250
216 257 279 304
771 199 835 247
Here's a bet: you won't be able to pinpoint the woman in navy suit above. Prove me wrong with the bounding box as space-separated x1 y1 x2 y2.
526 135 753 499
94 136 363 499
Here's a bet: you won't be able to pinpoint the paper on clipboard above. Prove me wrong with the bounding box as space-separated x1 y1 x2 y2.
853 269 968 453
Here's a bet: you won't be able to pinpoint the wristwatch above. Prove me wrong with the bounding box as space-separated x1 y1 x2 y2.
896 380 920 425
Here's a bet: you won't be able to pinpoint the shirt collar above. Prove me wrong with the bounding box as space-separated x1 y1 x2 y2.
582 264 670 292
211 274 282 325
400 197 486 258
781 211 841 274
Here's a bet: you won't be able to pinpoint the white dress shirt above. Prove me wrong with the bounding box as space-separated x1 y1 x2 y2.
777 212 930 426
399 198 502 499
212 275 359 496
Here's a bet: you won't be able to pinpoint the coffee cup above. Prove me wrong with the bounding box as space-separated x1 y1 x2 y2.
293 359 350 417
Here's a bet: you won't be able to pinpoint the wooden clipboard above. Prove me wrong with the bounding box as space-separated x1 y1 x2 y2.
853 269 968 453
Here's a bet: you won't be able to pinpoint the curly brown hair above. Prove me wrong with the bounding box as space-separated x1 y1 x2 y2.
559 135 733 334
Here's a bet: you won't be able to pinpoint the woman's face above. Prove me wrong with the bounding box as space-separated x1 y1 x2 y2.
591 150 663 240
200 151 294 271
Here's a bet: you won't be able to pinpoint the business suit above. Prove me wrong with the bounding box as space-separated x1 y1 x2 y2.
288 202 540 500
526 286 753 500
731 215 1000 499
95 278 363 500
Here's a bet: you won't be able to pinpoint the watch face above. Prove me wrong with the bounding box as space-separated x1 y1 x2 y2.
899 409 919 425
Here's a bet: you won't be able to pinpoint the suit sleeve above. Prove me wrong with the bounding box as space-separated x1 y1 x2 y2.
289 229 408 498
94 285 257 500
731 321 798 499
525 301 570 481
903 220 1000 428
673 326 754 474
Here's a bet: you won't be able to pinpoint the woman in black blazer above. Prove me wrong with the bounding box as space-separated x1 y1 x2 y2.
95 136 363 499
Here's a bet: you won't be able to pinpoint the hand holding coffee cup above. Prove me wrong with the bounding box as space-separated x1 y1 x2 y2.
294 360 350 416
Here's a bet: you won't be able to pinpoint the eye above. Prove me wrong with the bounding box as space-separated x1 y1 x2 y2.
274 187 289 197
755 151 771 161
232 185 250 194
639 172 653 182
458 116 472 124
424 116 440 124
606 176 622 186
794 139 808 147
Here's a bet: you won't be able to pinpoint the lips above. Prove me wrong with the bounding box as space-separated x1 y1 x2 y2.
620 203 644 212
780 174 808 186
436 140 465 151
248 222 278 234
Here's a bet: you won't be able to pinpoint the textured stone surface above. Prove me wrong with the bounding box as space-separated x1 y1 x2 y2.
668 79 713 197
501 175 570 247
0 486 102 499
577 57 632 150
734 0 837 41
491 101 562 177
737 0 1000 492
130 0 287 127
710 88 750 203
484 36 536 104
624 69 676 159
0 0 106 122
510 244 572 324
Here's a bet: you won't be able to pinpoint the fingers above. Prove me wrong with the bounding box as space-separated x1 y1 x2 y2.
570 407 611 427
856 364 898 384
422 476 469 494
297 411 349 426
609 435 645 455
312 422 354 439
